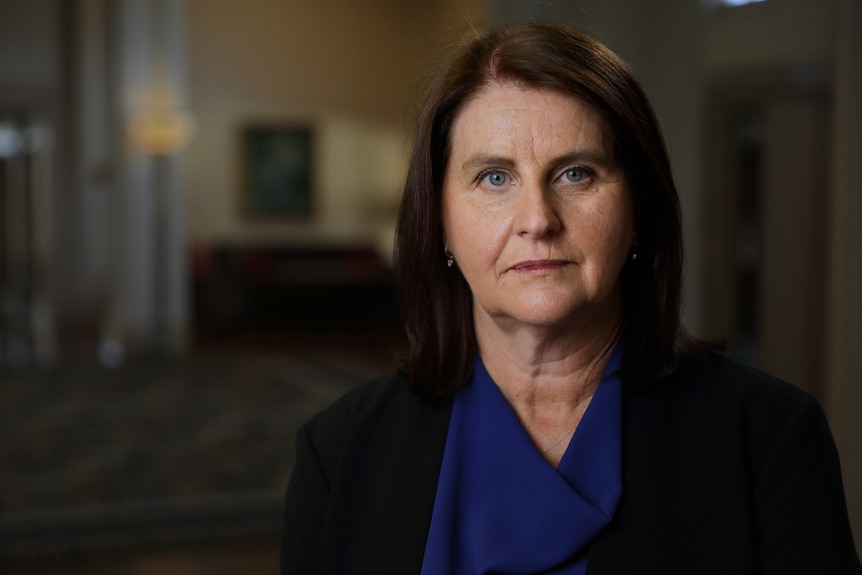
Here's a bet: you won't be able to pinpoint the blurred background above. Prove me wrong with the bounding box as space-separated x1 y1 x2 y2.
1 0 860 572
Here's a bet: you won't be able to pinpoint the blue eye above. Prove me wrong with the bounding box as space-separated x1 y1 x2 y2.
563 168 588 183
481 170 509 187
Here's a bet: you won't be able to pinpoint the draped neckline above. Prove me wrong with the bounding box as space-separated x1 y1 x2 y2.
420 342 624 575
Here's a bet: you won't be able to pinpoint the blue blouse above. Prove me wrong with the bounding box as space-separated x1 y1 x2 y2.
420 344 624 575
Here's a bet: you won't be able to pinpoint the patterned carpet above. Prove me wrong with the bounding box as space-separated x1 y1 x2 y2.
0 348 392 562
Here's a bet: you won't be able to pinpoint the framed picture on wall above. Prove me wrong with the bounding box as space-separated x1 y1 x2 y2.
241 124 313 219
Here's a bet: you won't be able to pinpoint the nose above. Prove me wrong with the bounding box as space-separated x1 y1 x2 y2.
514 183 561 239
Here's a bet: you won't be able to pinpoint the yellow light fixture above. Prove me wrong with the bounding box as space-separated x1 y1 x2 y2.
129 109 195 156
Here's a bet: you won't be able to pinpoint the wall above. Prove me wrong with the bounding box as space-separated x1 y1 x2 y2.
0 0 486 357
829 0 862 549
0 0 59 96
759 100 829 397
703 0 862 542
704 0 834 70
702 0 835 397
184 0 486 252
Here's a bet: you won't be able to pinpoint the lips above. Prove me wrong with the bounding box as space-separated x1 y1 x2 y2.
509 259 570 272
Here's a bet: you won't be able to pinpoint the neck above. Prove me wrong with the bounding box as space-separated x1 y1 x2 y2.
476 299 623 402
478 320 621 408
474 301 623 465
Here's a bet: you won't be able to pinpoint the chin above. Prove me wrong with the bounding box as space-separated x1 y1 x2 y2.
515 291 615 330
507 302 583 329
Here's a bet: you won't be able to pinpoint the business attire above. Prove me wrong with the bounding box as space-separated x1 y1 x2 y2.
421 345 625 575
281 352 862 574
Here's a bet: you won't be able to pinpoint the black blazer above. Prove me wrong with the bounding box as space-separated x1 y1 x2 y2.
281 353 861 574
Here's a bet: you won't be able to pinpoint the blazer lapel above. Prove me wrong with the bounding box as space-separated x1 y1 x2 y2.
586 378 662 574
361 390 453 573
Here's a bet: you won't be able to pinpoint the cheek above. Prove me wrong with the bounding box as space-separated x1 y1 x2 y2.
446 216 507 288
582 199 634 269
445 202 495 259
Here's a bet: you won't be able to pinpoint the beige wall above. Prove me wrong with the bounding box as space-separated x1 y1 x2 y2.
184 0 486 250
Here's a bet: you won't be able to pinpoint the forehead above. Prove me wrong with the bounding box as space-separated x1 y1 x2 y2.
449 82 611 155
460 82 609 139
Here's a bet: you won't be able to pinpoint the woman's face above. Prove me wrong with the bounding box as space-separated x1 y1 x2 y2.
441 82 634 334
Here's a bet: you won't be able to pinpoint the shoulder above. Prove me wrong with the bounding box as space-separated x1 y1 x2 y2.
305 370 442 430
283 372 452 572
308 371 410 426
651 350 815 421
669 356 860 573
300 370 452 467
638 351 834 479
603 356 860 572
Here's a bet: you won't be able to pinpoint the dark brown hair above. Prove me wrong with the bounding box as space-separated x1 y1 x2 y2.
395 22 699 399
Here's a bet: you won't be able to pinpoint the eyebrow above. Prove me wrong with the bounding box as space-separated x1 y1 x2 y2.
459 154 515 174
459 150 614 175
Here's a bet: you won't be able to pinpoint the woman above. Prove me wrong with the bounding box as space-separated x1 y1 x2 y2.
282 23 861 574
